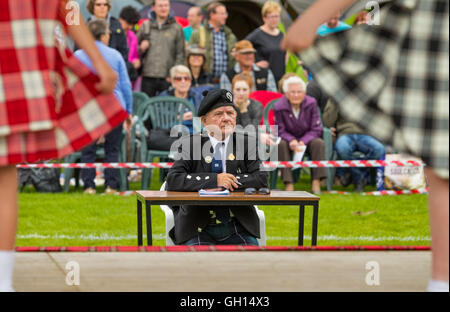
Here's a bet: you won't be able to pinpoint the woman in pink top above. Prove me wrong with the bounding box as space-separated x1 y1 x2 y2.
119 6 141 86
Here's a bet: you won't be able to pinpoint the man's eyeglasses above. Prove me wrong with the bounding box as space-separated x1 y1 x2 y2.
244 188 271 195
173 76 191 82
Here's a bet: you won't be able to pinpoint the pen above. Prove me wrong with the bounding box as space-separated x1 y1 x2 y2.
236 181 243 186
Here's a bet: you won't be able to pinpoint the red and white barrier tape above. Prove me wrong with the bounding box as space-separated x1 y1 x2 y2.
326 188 429 196
16 160 425 169
263 160 425 168
15 245 431 252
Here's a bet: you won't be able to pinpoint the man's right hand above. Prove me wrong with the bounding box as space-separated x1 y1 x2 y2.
217 173 239 191
140 40 150 53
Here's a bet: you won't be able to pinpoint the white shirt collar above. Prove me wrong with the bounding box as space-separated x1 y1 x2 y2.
207 133 231 151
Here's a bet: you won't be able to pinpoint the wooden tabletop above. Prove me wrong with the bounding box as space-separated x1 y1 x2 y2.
136 190 319 205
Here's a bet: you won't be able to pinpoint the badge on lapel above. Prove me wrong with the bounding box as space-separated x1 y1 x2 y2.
205 156 212 164
228 153 235 161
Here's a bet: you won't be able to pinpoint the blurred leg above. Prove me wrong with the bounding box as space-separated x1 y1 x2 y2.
104 125 122 190
335 134 365 184
80 142 97 190
141 77 158 97
355 134 386 183
278 140 293 189
0 166 18 292
425 168 449 290
307 138 326 192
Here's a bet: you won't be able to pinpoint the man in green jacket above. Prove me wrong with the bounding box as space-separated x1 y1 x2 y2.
137 0 185 97
189 2 237 85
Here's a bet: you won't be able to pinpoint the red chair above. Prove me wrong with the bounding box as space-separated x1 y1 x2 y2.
249 90 283 126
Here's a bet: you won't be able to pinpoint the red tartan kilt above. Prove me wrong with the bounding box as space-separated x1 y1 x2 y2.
0 0 128 166
0 52 128 165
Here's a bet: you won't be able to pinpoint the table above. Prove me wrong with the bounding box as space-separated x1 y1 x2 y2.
136 191 320 246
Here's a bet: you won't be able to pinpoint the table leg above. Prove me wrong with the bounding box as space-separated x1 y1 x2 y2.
298 204 305 246
312 202 319 246
137 199 143 246
146 200 152 246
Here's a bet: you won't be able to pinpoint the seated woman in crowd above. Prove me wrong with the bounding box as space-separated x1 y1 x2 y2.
232 73 263 129
185 45 213 88
274 76 326 193
277 72 298 93
160 65 203 134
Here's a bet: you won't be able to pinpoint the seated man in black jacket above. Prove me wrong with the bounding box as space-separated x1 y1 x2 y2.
166 89 268 245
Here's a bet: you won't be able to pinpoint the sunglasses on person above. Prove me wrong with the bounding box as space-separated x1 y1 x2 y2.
173 76 191 82
244 187 271 195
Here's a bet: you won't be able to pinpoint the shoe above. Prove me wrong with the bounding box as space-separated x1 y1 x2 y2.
311 179 321 195
83 187 96 195
128 170 142 182
339 171 352 187
334 176 342 186
104 186 117 195
353 179 367 193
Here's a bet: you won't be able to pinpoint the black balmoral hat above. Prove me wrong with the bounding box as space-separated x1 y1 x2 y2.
198 89 236 117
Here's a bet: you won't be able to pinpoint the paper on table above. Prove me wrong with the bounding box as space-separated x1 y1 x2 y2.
293 145 306 162
199 188 230 196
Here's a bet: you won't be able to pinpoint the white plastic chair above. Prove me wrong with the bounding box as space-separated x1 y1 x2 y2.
160 182 266 246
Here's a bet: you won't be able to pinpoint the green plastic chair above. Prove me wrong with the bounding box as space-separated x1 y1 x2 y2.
132 91 150 118
117 92 152 191
262 99 334 190
132 96 197 190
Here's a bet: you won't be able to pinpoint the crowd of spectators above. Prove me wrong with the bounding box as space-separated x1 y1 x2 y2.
73 0 384 193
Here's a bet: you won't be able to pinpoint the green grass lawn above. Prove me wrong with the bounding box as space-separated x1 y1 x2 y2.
16 169 430 247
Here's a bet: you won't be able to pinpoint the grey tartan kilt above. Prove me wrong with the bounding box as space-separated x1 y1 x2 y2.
300 0 449 179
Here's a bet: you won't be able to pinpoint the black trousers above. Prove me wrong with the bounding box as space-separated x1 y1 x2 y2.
81 125 122 190
141 77 170 97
